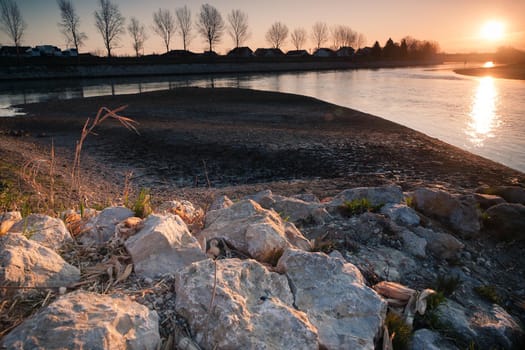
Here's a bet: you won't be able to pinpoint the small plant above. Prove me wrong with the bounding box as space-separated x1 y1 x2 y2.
133 188 152 218
338 198 383 217
434 274 461 297
474 285 502 305
405 196 415 208
311 234 336 254
385 312 412 350
426 291 445 311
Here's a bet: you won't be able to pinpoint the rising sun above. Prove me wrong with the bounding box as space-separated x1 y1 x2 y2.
480 20 505 41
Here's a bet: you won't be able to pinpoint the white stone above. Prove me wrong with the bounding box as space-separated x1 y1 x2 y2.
175 258 319 349
0 291 160 350
199 200 311 264
328 185 404 211
9 214 72 250
79 206 134 245
277 249 387 350
0 233 80 290
125 214 207 279
380 203 420 227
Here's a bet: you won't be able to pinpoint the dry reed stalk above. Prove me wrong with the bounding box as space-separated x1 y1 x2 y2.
71 105 139 201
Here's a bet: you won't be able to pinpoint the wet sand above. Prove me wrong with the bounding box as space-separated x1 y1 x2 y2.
0 87 523 206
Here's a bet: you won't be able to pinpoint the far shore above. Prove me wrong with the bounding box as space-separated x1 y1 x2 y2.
0 59 442 81
454 62 525 80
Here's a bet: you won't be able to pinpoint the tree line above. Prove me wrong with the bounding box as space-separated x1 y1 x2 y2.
0 0 438 59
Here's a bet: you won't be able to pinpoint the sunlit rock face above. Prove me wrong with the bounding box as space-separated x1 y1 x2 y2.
174 258 319 349
0 233 80 290
0 291 160 350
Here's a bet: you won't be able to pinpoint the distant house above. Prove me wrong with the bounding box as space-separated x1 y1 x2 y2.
227 46 253 57
254 48 285 57
201 50 219 57
62 48 78 57
162 50 197 57
35 45 62 56
336 46 355 57
356 47 373 57
26 47 41 56
0 46 30 56
286 50 310 57
313 48 335 57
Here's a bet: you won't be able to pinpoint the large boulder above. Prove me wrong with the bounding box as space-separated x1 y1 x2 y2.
483 203 525 241
277 249 387 350
1 291 160 350
435 299 524 349
399 229 427 258
9 214 72 250
175 258 319 349
0 233 80 290
410 329 459 350
413 227 464 261
345 245 418 282
476 185 525 205
199 200 311 264
249 190 329 225
380 203 420 227
411 188 481 237
79 206 134 245
328 185 404 211
125 214 207 279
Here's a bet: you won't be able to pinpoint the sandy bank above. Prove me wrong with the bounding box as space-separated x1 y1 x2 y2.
454 62 525 80
0 87 522 207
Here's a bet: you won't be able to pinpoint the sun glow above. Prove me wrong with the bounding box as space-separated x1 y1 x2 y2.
480 21 505 41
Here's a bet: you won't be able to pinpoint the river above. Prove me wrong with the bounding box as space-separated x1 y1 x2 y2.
0 64 523 172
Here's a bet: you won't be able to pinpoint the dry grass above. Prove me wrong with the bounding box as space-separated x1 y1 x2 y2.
71 105 139 203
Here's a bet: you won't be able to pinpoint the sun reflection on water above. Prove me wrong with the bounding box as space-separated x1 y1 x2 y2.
467 76 500 146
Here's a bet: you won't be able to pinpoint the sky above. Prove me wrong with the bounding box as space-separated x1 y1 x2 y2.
4 0 525 56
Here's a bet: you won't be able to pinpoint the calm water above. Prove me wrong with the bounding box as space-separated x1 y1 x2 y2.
0 64 524 172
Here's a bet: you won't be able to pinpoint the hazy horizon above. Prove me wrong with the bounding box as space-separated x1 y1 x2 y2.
3 0 525 56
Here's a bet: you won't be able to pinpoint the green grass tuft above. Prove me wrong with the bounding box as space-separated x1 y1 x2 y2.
133 188 152 218
338 198 383 217
385 312 412 350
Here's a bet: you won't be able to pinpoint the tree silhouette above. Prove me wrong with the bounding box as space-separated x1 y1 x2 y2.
227 9 249 48
266 22 288 49
0 0 26 56
196 3 225 53
94 0 125 57
127 17 147 57
152 8 175 53
311 22 328 49
331 25 356 49
382 38 400 58
57 0 86 52
291 28 307 50
175 5 192 51
371 40 382 58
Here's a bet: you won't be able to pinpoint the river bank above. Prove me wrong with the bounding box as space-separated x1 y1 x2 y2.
454 62 525 80
0 87 522 210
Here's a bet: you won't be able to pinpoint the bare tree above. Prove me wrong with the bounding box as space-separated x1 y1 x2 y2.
128 17 147 57
356 32 366 49
196 3 225 53
331 25 356 49
265 21 288 49
175 5 192 51
291 27 307 50
0 0 26 55
94 0 125 57
57 0 86 52
152 8 175 53
311 22 328 49
227 9 249 48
